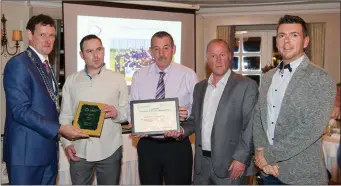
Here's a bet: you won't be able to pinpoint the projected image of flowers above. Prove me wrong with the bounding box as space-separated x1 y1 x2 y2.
110 39 153 82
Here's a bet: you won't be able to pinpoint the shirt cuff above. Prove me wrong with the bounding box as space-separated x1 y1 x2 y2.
60 137 73 149
186 109 191 119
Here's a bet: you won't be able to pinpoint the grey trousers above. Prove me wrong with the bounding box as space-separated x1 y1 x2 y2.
194 156 247 185
70 146 122 185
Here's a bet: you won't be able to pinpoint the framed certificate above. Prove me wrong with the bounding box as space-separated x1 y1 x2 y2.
73 101 107 137
130 98 180 135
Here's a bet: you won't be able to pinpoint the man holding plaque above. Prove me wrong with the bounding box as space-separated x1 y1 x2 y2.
59 34 129 185
173 39 259 184
3 14 88 185
129 31 198 185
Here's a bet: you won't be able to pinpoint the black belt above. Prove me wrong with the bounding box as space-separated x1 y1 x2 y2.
145 137 176 142
202 150 211 157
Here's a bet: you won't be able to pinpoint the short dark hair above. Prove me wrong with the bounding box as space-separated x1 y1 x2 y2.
80 34 102 52
150 31 174 48
277 15 308 37
26 14 55 34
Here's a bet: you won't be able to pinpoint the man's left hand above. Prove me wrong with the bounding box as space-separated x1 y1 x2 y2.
262 164 279 177
179 107 188 121
164 128 184 138
102 105 118 119
228 160 246 180
254 147 268 169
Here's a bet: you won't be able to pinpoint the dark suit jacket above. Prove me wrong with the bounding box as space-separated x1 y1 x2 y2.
182 71 259 178
3 47 60 166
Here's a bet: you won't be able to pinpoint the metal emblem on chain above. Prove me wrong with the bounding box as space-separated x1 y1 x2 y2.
26 50 60 112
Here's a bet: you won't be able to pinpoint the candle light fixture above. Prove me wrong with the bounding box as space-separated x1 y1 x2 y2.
1 14 23 57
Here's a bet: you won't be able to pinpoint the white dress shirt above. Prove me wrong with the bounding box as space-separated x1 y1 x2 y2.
266 55 304 145
59 66 128 161
202 69 231 151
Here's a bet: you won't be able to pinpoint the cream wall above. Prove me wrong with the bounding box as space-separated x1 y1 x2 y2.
1 2 31 135
32 6 62 20
196 12 340 82
0 1 31 172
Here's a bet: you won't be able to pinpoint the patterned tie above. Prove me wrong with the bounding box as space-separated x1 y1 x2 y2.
156 72 165 99
44 60 50 75
44 60 54 91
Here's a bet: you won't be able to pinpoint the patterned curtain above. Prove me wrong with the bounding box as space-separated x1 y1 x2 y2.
306 23 325 68
217 25 236 54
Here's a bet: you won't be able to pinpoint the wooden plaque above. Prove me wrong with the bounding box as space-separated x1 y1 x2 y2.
73 101 106 137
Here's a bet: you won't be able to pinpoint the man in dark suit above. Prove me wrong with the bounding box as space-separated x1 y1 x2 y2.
253 15 336 185
3 14 87 185
168 39 259 184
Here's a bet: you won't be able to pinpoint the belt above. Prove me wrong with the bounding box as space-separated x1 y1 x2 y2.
202 150 211 157
145 137 176 142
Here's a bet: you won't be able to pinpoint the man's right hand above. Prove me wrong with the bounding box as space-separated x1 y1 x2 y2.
59 125 89 140
65 145 80 161
262 164 279 177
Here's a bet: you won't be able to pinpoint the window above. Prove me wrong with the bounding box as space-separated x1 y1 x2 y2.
233 31 277 86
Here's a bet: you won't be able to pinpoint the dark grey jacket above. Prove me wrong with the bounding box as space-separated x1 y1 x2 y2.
182 71 259 179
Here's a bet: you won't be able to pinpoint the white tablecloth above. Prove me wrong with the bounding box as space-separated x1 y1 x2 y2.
322 134 341 183
57 134 195 185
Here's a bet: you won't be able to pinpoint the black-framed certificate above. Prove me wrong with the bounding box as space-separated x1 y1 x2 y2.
130 98 180 135
72 101 106 137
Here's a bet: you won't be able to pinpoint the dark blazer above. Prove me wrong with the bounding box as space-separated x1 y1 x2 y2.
182 71 259 178
253 55 336 184
3 47 60 166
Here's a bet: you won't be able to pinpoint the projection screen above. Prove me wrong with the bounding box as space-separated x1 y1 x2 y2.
63 1 196 85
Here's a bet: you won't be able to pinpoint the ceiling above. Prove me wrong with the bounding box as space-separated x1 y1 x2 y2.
17 0 340 10
163 0 340 8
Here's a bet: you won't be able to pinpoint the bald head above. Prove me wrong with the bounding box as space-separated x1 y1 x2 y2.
206 39 231 55
206 38 232 81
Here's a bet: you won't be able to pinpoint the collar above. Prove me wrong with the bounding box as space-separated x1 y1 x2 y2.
277 55 304 74
154 62 173 74
208 68 231 86
84 63 106 80
29 46 49 64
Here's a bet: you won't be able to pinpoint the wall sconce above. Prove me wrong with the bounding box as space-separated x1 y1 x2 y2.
1 14 23 57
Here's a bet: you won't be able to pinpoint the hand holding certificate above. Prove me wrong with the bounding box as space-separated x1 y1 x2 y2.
178 106 188 121
130 98 180 135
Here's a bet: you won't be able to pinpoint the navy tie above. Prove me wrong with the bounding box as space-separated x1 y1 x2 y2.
278 62 292 72
156 72 165 99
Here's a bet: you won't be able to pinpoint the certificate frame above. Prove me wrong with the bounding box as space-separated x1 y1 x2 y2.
130 98 180 135
72 101 107 137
